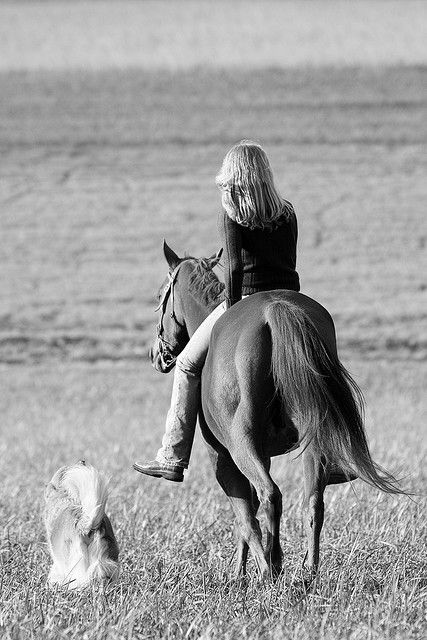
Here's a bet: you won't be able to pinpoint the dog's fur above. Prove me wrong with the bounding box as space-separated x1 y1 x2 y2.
44 460 119 589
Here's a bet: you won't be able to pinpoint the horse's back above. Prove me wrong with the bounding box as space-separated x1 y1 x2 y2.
210 290 335 353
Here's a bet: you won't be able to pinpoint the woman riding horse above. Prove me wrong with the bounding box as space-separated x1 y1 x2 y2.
134 140 300 482
134 143 402 578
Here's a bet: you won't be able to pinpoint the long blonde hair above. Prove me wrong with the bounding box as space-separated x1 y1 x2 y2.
215 140 289 230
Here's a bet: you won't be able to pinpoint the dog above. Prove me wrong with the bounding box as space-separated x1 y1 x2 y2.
44 460 119 589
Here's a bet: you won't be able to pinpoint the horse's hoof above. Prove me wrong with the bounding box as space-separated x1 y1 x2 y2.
270 562 283 581
301 567 318 592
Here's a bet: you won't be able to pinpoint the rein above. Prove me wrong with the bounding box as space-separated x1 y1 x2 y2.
155 262 187 370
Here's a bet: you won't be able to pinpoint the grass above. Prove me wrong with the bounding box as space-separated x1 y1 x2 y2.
1 63 426 638
0 359 426 639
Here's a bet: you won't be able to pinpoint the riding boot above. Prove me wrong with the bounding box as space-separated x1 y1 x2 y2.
155 364 201 469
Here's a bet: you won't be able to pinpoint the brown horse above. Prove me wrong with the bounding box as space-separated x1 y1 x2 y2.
150 241 402 580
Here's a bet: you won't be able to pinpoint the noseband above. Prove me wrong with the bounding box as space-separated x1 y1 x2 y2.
154 262 187 369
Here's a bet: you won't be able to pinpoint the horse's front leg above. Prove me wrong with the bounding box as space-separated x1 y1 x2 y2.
264 495 283 577
203 440 247 575
302 449 327 581
233 483 261 577
233 521 249 578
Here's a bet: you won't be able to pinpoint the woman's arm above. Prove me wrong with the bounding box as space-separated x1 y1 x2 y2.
218 211 243 308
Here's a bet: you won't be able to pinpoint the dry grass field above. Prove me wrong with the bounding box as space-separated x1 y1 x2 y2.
1 3 427 638
0 358 426 639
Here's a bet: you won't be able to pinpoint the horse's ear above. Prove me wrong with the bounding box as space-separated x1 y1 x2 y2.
163 240 180 270
205 248 223 269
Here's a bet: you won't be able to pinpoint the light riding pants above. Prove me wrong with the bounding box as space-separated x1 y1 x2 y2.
156 300 229 468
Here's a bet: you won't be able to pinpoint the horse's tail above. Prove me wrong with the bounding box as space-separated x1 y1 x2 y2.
265 298 403 494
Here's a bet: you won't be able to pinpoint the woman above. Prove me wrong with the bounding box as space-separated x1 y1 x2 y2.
134 140 300 482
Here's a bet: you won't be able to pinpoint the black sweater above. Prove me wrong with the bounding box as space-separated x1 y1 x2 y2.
219 203 300 308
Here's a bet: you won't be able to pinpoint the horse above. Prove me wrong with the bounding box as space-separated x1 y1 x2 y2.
150 241 402 580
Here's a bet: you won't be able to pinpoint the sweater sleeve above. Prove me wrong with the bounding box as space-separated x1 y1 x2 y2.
218 211 243 308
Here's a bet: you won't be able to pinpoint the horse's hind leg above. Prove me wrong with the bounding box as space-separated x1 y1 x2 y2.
302 449 327 578
228 409 283 577
252 458 283 577
260 473 283 578
213 452 270 579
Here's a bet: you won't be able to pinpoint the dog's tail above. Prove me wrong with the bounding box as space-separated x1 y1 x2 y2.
62 462 109 535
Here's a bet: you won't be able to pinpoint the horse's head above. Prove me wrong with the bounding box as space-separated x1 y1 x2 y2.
150 240 222 373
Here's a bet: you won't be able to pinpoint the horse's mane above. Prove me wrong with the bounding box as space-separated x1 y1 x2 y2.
188 258 225 311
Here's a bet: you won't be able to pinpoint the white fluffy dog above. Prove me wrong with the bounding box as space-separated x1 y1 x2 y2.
44 460 119 589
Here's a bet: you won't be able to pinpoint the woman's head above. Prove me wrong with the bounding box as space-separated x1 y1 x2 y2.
215 140 286 229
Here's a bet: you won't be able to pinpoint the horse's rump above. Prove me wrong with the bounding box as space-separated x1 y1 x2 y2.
201 290 322 456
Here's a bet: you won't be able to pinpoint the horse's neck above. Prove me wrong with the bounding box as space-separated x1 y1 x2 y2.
179 263 212 336
183 297 210 337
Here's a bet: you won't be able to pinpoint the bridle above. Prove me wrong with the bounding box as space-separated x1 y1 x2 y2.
154 262 187 370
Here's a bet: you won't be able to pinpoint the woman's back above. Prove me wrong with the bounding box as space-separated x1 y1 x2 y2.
219 204 300 308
